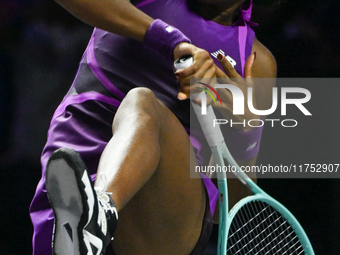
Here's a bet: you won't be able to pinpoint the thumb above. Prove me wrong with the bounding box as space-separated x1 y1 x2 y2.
244 52 256 79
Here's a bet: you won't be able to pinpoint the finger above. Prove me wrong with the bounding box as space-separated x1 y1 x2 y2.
215 65 233 84
177 80 191 99
177 92 188 100
173 42 194 62
215 65 228 78
201 62 216 79
244 52 256 79
217 53 241 79
176 73 191 91
191 66 218 105
191 57 214 79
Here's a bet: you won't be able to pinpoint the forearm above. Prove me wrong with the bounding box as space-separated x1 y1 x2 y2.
54 0 153 41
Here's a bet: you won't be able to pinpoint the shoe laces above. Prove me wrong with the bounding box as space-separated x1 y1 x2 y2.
95 173 118 217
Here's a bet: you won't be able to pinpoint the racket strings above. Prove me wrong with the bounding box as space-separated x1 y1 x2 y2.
227 201 305 255
228 206 271 240
227 211 282 252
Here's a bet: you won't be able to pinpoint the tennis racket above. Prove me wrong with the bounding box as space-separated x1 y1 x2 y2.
174 56 315 255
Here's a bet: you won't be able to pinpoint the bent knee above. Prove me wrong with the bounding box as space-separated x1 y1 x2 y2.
125 87 157 104
115 87 164 126
122 87 164 116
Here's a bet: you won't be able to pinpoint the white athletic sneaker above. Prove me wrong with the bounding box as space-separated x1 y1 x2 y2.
46 148 118 255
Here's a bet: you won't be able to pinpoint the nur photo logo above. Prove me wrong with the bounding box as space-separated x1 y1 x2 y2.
195 82 312 128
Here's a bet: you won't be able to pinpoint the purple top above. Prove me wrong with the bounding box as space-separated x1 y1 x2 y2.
30 0 255 254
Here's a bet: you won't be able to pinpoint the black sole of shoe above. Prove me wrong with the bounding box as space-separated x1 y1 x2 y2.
46 148 96 255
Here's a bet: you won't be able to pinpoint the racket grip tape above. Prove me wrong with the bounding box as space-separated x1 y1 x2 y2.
191 101 225 147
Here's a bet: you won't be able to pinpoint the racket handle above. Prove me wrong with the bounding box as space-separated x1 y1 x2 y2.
191 100 225 147
174 55 194 70
174 56 225 147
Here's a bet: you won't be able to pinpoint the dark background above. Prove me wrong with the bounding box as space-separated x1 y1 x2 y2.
0 0 339 254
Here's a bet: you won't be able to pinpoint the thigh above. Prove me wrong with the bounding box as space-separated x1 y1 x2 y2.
112 97 207 255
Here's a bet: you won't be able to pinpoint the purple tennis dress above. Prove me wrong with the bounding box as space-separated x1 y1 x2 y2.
30 0 255 253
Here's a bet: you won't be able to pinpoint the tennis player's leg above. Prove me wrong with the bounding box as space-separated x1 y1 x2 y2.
96 87 207 254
